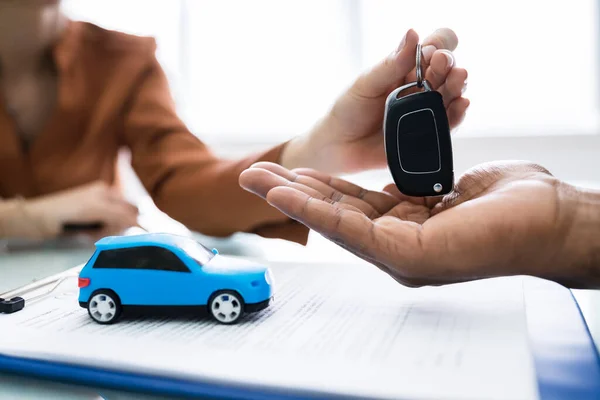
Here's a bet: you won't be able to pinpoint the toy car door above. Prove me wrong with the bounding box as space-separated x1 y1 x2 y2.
91 246 195 306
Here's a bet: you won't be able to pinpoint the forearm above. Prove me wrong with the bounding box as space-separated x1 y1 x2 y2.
557 183 600 289
122 55 309 243
143 143 309 243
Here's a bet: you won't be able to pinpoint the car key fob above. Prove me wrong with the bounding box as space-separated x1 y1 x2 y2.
383 44 454 197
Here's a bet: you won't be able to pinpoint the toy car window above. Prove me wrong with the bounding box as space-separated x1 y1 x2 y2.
152 247 190 273
179 239 215 266
93 249 132 269
93 246 190 272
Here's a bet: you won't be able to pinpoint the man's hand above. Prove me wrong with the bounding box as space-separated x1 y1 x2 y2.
280 28 469 174
240 161 600 289
24 181 139 239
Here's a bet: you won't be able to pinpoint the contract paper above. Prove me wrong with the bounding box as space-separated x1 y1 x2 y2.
0 260 539 400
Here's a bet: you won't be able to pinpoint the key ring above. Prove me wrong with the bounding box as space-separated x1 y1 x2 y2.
416 43 424 87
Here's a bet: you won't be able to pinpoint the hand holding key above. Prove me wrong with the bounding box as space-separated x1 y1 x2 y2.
279 28 469 175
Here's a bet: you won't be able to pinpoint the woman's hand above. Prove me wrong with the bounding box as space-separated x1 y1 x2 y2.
240 161 600 289
280 28 469 174
23 181 139 239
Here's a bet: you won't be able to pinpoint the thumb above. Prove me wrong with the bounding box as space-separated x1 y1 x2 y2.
351 29 419 98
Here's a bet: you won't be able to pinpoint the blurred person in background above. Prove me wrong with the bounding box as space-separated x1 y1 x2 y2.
0 0 468 243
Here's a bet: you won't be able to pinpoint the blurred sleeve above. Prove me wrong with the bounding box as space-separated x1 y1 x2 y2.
119 48 308 244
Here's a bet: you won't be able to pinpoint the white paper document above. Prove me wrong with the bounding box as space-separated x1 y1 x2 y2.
0 260 540 400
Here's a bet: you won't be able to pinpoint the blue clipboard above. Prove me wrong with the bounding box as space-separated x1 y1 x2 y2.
0 277 598 400
523 278 600 400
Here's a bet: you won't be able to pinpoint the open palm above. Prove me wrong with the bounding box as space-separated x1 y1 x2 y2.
240 161 580 287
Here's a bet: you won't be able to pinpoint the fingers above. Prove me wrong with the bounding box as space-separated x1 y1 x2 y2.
418 29 467 119
79 184 139 231
425 50 454 90
421 28 459 53
349 27 461 101
254 162 402 216
291 167 399 214
110 203 140 229
84 201 139 230
266 186 374 242
438 67 468 107
100 190 138 226
101 186 138 212
240 167 372 216
239 163 291 197
351 29 419 98
240 163 382 219
241 167 387 263
106 195 139 217
83 181 139 217
417 28 459 79
417 28 459 72
447 97 470 128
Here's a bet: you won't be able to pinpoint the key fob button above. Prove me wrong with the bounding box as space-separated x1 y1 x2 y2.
397 109 441 173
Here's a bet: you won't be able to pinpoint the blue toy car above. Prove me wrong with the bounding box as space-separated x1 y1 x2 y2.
78 233 274 325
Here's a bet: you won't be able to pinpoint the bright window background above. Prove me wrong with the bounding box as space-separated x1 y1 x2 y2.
359 0 600 137
182 0 359 144
61 0 600 150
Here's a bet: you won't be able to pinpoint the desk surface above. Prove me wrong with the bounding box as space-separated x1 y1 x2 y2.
0 231 348 400
1 231 599 400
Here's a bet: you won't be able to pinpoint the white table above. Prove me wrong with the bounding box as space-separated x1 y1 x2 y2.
0 230 598 400
0 230 353 399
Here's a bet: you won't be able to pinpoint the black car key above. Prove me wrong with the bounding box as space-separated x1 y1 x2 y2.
384 44 454 197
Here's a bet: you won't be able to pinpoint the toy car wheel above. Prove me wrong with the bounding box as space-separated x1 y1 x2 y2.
209 291 244 324
87 290 122 324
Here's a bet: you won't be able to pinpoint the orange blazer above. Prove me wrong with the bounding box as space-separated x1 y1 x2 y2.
0 21 308 244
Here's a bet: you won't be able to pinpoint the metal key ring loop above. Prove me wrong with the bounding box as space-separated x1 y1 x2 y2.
386 79 432 105
416 43 423 87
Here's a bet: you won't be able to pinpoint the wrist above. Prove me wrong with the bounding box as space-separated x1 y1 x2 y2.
279 116 328 170
0 197 59 240
279 116 340 171
21 198 62 239
558 182 600 288
279 134 312 170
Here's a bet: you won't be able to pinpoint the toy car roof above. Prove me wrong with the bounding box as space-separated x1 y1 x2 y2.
95 233 192 250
